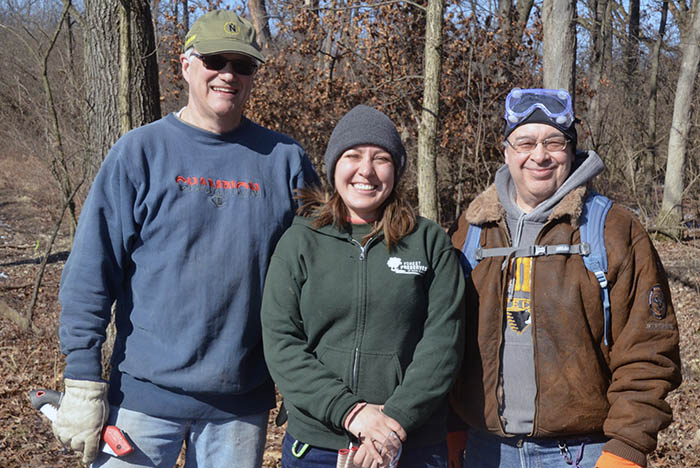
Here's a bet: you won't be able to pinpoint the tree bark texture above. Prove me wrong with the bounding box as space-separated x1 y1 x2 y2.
497 0 534 81
417 0 444 222
84 0 120 180
497 0 513 51
181 0 188 35
249 0 272 50
644 1 668 178
658 0 700 232
130 0 162 126
625 0 640 82
515 0 534 39
497 0 534 42
119 0 132 134
542 0 576 95
587 0 612 150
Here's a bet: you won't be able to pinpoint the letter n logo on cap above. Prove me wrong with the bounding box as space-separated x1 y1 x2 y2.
224 22 240 36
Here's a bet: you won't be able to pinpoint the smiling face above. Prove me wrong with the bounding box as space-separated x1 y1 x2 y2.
334 145 395 223
180 51 255 134
504 123 574 212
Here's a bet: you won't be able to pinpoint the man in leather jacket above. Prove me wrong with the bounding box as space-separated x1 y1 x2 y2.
449 88 681 468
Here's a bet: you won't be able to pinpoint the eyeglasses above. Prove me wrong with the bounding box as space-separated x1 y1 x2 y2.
504 88 574 129
190 53 258 75
505 137 570 154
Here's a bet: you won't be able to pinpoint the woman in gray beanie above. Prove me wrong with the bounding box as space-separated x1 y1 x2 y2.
261 105 466 468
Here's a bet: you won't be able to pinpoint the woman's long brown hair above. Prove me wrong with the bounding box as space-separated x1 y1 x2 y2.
296 185 416 250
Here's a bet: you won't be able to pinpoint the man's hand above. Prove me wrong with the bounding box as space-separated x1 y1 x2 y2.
595 451 643 468
52 378 109 465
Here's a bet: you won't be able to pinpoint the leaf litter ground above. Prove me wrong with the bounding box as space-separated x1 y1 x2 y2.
1 186 699 467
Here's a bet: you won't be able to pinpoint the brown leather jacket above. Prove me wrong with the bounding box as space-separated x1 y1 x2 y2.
449 184 681 466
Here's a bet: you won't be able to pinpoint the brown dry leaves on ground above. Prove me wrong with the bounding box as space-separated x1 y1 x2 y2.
1 178 699 467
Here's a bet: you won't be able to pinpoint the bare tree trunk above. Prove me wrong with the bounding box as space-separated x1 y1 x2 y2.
542 0 576 94
497 0 511 19
152 0 161 42
515 0 534 39
84 0 120 179
249 0 272 50
657 0 700 234
130 0 161 126
497 0 512 40
497 0 534 40
181 0 188 34
495 0 533 85
644 1 668 186
304 0 320 8
417 0 444 222
625 0 640 82
587 0 612 150
65 8 75 71
119 0 132 134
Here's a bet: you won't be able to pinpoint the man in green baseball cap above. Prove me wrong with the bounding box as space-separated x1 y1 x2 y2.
52 9 319 468
179 10 265 133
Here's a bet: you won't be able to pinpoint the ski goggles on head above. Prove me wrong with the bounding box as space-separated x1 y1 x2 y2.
504 88 575 129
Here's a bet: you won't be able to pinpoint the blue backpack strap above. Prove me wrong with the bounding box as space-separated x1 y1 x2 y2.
460 224 482 276
580 192 613 346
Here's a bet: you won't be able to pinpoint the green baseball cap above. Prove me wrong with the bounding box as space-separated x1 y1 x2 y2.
184 10 265 63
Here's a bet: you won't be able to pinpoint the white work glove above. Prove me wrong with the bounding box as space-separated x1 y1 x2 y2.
52 378 109 465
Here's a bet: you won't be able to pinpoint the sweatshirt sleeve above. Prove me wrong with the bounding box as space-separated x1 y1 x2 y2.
297 150 321 189
602 208 682 465
290 149 320 203
58 145 142 382
382 231 466 433
261 246 362 431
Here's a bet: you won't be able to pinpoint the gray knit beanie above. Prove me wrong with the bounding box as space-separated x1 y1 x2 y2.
324 105 406 186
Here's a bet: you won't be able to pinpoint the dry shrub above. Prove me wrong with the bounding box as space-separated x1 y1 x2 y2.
0 152 62 216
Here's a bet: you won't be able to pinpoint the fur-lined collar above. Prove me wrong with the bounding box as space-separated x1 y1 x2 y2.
465 184 590 228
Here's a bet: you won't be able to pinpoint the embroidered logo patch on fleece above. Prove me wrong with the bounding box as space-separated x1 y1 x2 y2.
386 257 428 276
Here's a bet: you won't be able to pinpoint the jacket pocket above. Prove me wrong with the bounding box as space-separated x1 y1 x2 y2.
316 346 405 403
356 351 404 404
316 345 354 387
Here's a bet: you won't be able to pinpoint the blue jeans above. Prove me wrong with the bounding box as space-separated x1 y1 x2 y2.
91 405 268 468
281 433 448 468
463 430 606 468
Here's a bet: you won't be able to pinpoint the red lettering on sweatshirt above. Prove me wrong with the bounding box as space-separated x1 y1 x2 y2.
176 175 262 194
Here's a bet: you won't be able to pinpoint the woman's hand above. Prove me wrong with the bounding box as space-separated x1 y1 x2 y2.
345 403 406 466
351 432 403 468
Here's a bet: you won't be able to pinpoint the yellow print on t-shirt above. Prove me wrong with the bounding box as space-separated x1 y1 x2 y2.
506 257 532 333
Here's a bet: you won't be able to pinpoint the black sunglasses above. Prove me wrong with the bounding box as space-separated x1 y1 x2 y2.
190 53 258 75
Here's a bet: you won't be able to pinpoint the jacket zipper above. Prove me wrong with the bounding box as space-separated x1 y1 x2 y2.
351 347 360 391
349 237 374 391
495 222 510 435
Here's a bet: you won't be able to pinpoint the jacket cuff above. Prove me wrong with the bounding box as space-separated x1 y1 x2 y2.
330 393 363 432
602 439 647 467
381 404 415 434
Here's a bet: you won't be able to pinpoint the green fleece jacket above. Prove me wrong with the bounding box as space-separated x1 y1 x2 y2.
261 216 465 450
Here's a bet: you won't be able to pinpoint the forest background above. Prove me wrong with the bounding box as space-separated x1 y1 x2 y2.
0 0 699 467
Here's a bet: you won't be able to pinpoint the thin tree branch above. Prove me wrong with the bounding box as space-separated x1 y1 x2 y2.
305 1 427 13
